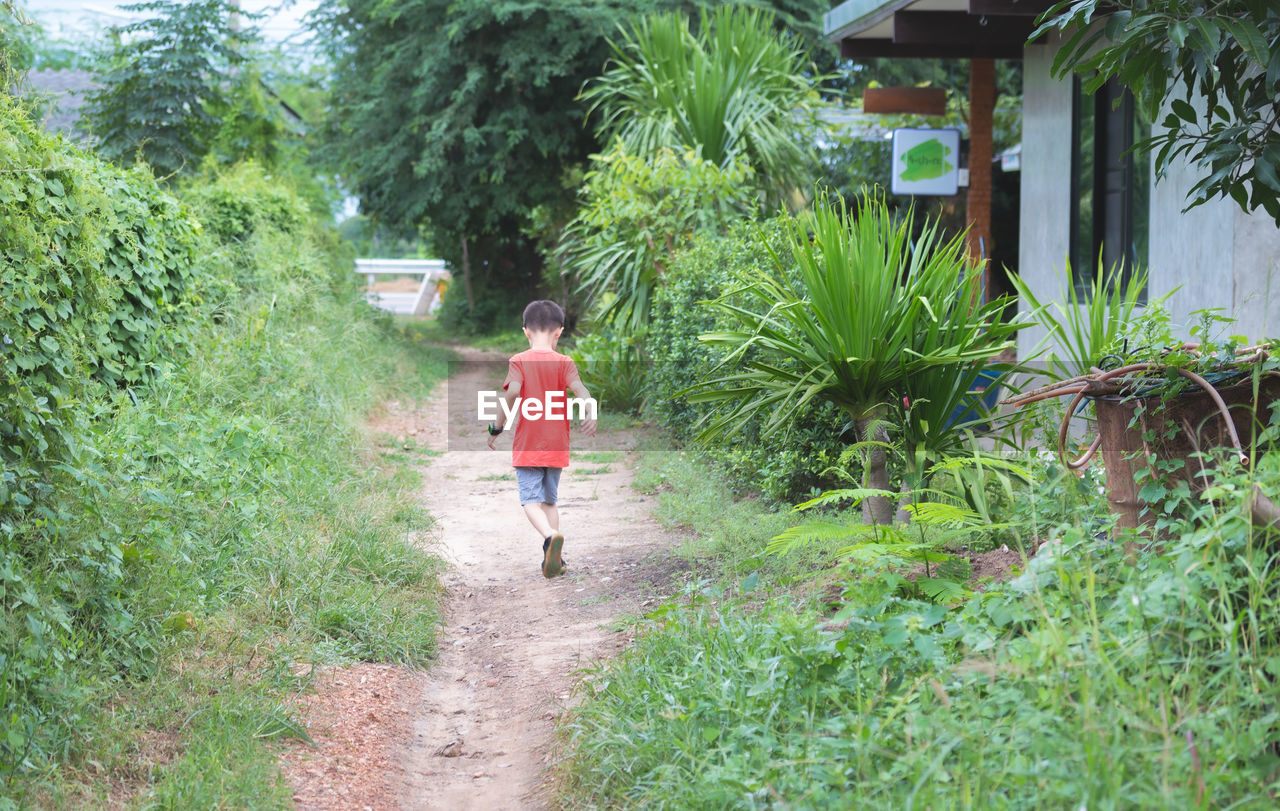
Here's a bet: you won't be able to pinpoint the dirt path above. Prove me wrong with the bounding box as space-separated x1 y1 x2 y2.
281 349 682 809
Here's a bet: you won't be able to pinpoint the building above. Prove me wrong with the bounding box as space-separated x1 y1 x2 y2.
825 0 1280 355
25 69 97 142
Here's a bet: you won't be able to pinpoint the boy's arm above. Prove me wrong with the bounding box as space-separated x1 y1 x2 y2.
487 380 521 450
569 378 597 437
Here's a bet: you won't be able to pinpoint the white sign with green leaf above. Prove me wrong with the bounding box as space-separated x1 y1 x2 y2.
891 128 960 196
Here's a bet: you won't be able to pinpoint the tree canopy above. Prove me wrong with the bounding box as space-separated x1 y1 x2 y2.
83 0 266 178
310 0 831 322
1038 0 1280 224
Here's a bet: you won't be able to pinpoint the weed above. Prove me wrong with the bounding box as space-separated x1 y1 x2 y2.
560 425 1280 807
1 154 452 802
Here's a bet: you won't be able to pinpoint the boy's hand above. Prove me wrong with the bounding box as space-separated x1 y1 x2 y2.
580 417 597 438
486 431 499 450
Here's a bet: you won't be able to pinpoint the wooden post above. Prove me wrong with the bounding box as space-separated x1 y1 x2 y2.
967 58 995 298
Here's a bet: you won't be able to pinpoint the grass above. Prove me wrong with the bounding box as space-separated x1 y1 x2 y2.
4 222 456 805
578 451 623 464
557 431 1280 807
396 315 529 357
630 445 855 585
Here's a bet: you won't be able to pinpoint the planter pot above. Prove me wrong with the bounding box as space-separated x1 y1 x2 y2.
946 368 1002 432
1093 376 1280 532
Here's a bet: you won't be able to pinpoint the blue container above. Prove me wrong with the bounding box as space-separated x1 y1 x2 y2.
947 368 1002 431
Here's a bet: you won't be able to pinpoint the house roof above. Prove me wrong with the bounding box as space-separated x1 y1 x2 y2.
824 0 1052 60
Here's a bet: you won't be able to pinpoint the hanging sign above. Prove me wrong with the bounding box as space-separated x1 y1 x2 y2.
890 128 960 196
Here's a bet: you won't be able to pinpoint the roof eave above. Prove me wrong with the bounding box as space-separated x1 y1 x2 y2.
824 0 918 43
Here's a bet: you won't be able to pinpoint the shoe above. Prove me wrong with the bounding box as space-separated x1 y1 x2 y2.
542 533 564 578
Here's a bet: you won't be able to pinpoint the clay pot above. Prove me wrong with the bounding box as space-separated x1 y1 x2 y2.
1093 376 1280 532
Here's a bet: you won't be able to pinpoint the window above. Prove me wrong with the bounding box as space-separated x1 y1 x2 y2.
1070 76 1150 295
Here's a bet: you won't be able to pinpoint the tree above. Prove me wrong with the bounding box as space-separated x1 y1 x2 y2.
581 6 825 210
1037 0 1280 224
687 192 1021 525
311 1 834 328
311 1 657 319
82 0 270 178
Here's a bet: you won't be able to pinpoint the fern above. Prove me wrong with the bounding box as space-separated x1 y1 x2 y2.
916 576 968 603
765 521 871 555
928 454 1034 481
902 501 984 528
791 487 897 513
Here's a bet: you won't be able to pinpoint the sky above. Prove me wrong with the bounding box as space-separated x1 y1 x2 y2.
28 0 324 51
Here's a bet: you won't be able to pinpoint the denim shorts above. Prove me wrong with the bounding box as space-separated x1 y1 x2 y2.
516 466 562 505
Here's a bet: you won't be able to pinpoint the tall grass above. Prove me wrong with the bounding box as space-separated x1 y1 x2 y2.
561 441 1280 807
2 163 453 805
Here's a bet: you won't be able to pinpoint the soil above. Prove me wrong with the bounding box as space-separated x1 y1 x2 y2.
278 348 683 809
966 545 1027 588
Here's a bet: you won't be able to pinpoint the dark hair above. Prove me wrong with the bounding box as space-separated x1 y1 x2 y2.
522 299 565 332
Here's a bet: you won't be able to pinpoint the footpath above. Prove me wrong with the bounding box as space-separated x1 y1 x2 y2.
280 349 681 809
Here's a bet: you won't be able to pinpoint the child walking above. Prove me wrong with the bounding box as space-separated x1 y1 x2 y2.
486 300 597 577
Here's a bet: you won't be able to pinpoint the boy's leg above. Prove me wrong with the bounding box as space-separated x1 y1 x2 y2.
540 502 559 532
517 467 555 538
541 468 564 576
522 503 554 538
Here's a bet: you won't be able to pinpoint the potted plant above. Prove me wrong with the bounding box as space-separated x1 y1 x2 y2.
1008 269 1280 532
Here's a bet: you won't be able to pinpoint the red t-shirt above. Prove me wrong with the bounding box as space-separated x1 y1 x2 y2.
502 349 582 469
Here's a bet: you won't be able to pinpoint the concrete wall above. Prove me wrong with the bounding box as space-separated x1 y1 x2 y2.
1232 204 1280 339
1017 38 1280 357
1016 38 1074 361
1145 141 1236 336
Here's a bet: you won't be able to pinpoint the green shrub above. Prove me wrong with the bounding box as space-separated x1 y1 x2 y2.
180 161 307 244
647 217 847 501
1 94 198 523
1 97 445 796
568 330 647 415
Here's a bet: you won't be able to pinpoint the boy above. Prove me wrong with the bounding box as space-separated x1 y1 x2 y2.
486 300 597 578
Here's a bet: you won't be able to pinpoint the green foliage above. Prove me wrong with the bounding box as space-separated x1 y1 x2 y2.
1011 260 1161 378
1039 0 1280 223
312 0 833 331
180 161 307 246
647 217 848 502
1 96 199 515
688 191 1023 521
0 2 37 79
435 277 528 338
768 446 1019 602
562 143 756 330
312 0 651 323
582 6 824 210
1 100 446 797
692 191 1018 430
568 330 647 416
82 0 262 178
562 423 1280 807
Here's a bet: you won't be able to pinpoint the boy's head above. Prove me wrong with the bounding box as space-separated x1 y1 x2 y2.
522 300 565 337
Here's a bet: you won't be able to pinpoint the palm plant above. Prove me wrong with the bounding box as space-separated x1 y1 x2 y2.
581 6 823 210
1010 260 1165 379
688 192 1023 524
